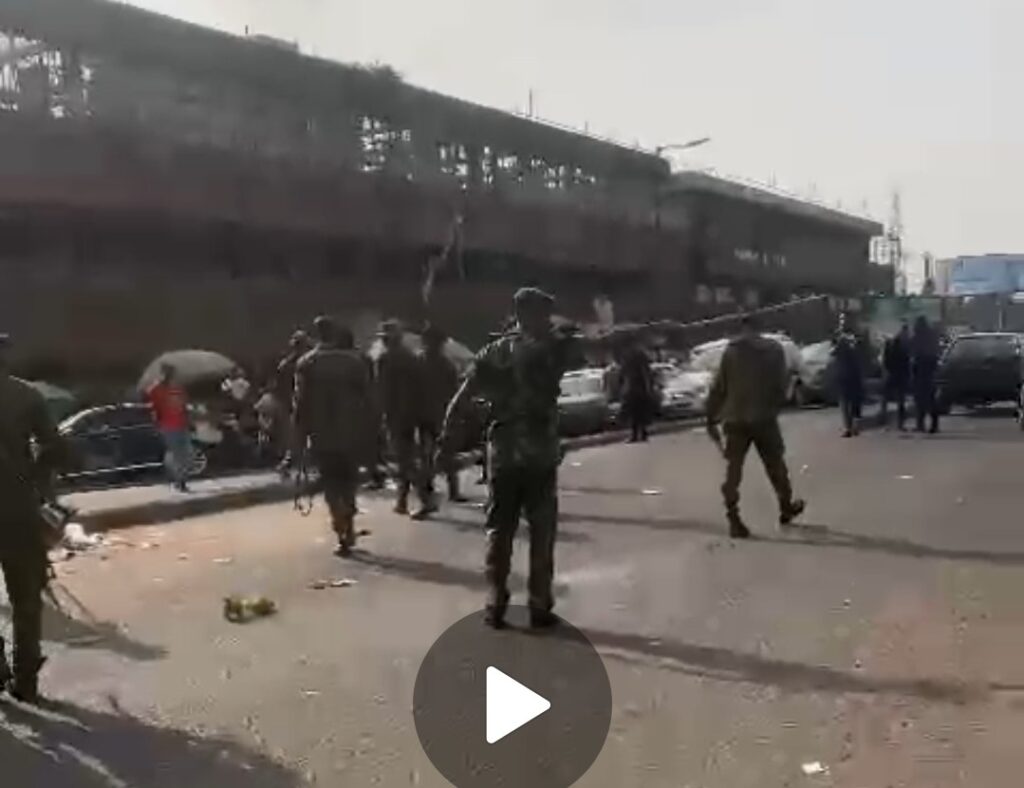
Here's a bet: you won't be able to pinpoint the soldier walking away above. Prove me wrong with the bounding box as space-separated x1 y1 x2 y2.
706 314 806 539
275 330 312 478
418 325 467 510
293 317 374 557
912 316 942 434
832 317 865 438
880 322 911 430
620 338 656 442
144 363 193 492
376 320 431 517
439 288 576 630
0 333 66 704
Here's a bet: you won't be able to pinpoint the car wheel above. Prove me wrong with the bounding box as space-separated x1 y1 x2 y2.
187 444 209 478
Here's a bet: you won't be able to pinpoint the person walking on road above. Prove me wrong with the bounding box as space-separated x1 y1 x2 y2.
0 333 66 704
418 325 466 508
275 330 312 477
832 317 865 438
375 320 431 517
705 314 806 539
293 316 374 557
620 339 656 442
880 322 911 430
439 288 577 630
911 316 942 434
145 363 192 492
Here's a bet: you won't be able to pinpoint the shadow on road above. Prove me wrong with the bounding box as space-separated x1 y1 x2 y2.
582 627 1022 705
1 595 167 662
772 523 1024 567
0 698 300 787
559 511 723 537
425 513 592 543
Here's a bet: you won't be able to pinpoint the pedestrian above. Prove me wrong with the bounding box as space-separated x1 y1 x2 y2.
438 287 576 630
375 320 431 517
362 350 389 490
221 365 252 414
619 338 656 442
293 316 374 557
145 362 193 492
253 385 283 462
880 322 911 430
0 333 66 703
418 325 466 508
832 318 865 437
911 316 942 434
705 314 806 539
275 331 312 477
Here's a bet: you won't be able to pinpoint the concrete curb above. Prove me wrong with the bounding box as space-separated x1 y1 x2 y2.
81 418 701 532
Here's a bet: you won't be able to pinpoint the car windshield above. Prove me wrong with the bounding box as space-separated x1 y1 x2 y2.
560 374 604 397
687 344 728 373
948 336 1018 360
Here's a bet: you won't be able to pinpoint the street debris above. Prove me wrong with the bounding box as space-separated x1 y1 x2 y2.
309 578 358 590
63 522 102 551
302 690 321 698
801 761 828 776
223 595 278 623
213 557 234 565
897 475 914 481
800 464 810 475
640 489 663 496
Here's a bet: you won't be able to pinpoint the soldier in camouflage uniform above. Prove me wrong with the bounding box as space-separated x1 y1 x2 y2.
417 325 466 510
293 317 374 556
0 333 65 703
706 314 806 539
375 320 431 516
439 288 575 629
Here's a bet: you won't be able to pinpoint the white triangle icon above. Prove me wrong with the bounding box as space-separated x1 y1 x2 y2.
486 666 551 744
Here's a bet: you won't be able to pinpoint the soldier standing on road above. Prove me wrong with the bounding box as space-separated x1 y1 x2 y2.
375 320 431 517
0 333 65 703
439 288 576 630
911 316 942 434
620 339 656 443
293 317 374 557
832 316 865 438
418 325 467 507
275 330 312 477
706 314 806 539
880 322 912 430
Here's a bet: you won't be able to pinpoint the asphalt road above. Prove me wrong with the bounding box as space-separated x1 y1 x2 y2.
4 407 1024 786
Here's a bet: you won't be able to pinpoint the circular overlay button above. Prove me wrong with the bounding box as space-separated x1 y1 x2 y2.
413 606 612 788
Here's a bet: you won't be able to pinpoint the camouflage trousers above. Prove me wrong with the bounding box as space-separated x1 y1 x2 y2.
721 419 794 516
485 466 558 614
0 537 47 690
312 451 358 548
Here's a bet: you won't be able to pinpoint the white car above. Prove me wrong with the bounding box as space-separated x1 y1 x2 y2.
660 370 712 417
687 333 811 407
558 369 614 436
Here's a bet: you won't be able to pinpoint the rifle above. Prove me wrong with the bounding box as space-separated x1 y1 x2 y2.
292 442 315 517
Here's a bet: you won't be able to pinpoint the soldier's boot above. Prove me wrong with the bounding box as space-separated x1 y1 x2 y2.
333 518 356 557
7 656 45 705
727 508 751 540
779 498 807 528
394 483 410 515
410 491 439 521
483 586 510 629
530 610 559 630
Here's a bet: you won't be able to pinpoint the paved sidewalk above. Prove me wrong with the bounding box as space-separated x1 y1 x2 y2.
69 419 699 531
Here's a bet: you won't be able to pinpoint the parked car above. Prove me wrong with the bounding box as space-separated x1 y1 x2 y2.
687 334 812 406
801 338 885 406
659 369 712 418
59 403 213 486
936 332 1024 414
558 369 615 436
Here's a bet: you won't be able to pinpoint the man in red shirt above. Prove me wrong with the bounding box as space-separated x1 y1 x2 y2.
146 363 192 492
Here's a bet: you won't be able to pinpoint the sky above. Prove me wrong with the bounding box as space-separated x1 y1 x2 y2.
126 0 1024 282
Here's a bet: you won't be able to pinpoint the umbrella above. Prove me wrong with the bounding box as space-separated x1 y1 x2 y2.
367 332 475 372
26 380 78 422
138 349 238 392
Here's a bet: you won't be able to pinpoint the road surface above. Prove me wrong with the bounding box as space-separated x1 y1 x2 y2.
4 408 1024 786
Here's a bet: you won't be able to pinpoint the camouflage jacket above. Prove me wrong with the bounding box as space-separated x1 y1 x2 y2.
468 330 574 472
294 345 373 456
706 334 787 425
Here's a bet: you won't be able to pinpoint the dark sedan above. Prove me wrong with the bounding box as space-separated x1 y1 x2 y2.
937 333 1024 414
59 404 210 486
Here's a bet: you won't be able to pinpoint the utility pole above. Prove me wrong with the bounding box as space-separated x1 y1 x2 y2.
888 190 905 295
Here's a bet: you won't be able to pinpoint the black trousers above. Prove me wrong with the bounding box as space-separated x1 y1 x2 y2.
485 466 558 614
0 538 47 689
312 451 358 546
721 420 794 516
880 378 909 428
914 377 940 432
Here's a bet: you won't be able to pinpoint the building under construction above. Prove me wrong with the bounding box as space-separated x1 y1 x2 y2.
0 0 888 383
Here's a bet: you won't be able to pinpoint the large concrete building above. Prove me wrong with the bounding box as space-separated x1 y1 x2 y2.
0 0 887 383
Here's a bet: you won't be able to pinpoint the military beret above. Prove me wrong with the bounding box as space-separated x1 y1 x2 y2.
513 287 555 307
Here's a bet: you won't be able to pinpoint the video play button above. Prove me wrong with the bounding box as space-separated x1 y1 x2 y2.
486 667 551 744
413 607 612 787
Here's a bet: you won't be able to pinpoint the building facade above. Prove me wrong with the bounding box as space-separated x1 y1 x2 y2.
934 255 1024 296
0 0 886 384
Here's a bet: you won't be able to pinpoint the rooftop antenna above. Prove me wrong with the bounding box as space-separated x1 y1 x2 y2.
888 189 906 294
